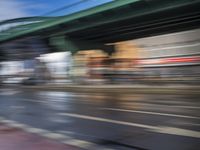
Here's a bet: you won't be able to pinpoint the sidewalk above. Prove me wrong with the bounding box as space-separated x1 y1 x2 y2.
0 124 79 150
16 83 200 94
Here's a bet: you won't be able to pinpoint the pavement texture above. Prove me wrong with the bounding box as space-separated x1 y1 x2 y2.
0 123 79 150
6 84 200 94
0 87 199 150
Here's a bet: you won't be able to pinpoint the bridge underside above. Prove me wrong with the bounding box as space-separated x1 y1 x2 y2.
49 0 200 44
0 0 200 60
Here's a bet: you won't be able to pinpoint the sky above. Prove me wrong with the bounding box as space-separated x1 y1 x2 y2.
0 0 113 21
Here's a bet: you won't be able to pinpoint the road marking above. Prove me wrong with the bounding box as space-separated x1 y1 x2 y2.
123 102 200 110
23 127 49 134
170 120 200 126
179 123 200 126
0 89 21 95
0 116 113 150
101 108 200 119
20 98 44 103
42 132 69 140
151 127 200 138
59 113 200 138
60 113 157 129
172 105 200 109
63 139 96 149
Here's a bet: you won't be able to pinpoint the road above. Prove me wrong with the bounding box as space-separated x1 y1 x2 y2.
0 87 199 150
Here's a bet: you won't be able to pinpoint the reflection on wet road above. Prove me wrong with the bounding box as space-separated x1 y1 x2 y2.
0 88 200 150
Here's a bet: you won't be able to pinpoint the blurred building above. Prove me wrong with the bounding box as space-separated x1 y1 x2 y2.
70 50 108 84
132 28 200 80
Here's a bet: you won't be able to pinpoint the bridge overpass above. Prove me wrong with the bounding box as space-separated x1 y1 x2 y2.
0 0 200 60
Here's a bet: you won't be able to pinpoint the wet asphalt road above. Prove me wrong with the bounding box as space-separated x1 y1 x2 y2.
0 88 199 150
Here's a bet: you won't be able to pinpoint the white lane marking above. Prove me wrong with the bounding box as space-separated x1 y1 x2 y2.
151 127 200 138
23 127 49 134
20 98 43 103
62 139 112 150
123 102 200 110
60 113 157 129
7 122 27 128
63 139 95 149
0 116 113 150
170 120 200 126
42 132 69 140
172 105 200 109
1 119 16 124
0 89 19 95
129 100 197 105
10 106 25 109
57 130 74 135
181 123 200 126
59 113 200 138
21 98 69 104
101 108 200 119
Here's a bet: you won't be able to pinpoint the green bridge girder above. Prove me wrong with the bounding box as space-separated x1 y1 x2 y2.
0 0 140 43
0 16 54 26
0 0 200 57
